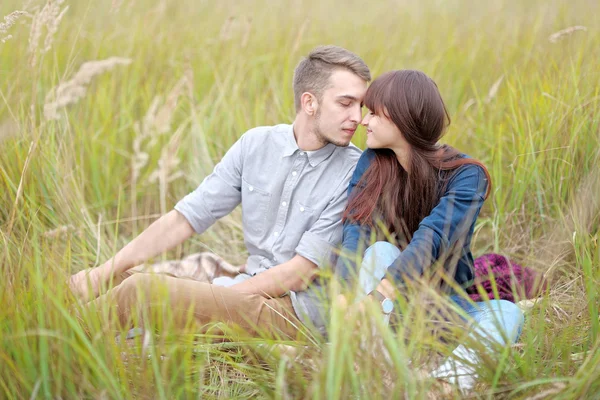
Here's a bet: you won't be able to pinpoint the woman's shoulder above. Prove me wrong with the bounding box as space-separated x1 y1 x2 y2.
360 148 378 161
452 153 487 175
446 155 489 198
353 148 377 174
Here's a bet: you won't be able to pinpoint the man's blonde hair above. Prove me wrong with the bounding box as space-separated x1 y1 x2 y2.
293 45 371 112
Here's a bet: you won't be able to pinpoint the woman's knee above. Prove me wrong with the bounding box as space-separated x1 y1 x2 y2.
503 300 525 329
486 299 525 342
364 241 401 264
492 300 524 323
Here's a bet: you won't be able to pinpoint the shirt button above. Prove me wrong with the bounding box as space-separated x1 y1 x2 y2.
249 186 254 192
281 201 287 207
273 231 279 237
300 152 305 156
300 207 305 212
292 171 297 176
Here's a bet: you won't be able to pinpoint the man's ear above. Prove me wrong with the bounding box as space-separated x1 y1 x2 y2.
300 92 318 116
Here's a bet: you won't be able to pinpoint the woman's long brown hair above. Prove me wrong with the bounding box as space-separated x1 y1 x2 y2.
344 70 491 246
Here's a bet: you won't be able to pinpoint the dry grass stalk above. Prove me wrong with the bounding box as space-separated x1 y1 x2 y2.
147 126 185 215
130 77 187 227
0 10 28 43
43 224 76 238
536 153 600 267
548 26 587 43
219 16 236 41
6 141 36 237
462 98 476 113
131 76 187 180
110 0 124 14
28 0 69 67
241 17 252 48
291 19 310 55
43 57 132 121
131 123 150 185
155 76 188 134
524 382 567 400
22 0 37 11
218 16 252 46
485 75 504 104
146 142 184 186
0 119 19 143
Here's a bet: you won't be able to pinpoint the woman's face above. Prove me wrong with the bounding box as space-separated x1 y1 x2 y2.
361 108 409 151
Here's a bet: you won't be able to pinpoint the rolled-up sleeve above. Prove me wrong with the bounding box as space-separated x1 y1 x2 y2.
174 135 245 234
295 167 355 267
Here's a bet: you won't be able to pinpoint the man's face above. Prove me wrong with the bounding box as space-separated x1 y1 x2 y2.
313 69 367 147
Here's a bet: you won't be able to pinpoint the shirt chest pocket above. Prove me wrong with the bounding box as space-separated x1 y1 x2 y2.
241 178 271 237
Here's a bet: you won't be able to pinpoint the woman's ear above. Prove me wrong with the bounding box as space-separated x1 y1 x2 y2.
301 92 318 116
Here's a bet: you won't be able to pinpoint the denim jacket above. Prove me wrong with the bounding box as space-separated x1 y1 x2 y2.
335 148 489 291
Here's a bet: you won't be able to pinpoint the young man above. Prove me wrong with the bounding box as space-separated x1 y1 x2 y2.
69 45 370 339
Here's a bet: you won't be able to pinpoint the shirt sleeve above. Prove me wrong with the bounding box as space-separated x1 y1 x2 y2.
388 164 488 283
294 160 360 268
334 150 376 281
174 134 245 234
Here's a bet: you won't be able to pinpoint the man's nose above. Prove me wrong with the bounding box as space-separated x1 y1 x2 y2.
350 105 362 124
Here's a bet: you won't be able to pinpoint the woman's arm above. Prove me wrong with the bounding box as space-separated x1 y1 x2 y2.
387 164 489 284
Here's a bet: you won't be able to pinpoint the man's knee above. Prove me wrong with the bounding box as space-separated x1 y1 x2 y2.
114 273 157 301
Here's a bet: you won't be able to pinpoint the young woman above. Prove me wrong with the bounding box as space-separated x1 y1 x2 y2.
336 70 524 391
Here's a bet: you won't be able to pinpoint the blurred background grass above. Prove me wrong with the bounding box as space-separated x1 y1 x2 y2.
1 0 599 398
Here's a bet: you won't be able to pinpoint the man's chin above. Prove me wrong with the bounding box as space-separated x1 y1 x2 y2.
330 139 351 147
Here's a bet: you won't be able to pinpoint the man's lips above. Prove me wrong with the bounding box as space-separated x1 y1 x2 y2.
342 128 356 135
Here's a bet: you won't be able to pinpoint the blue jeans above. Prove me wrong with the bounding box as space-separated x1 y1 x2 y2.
359 242 525 391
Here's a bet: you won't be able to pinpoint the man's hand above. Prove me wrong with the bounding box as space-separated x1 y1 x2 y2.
68 266 108 302
68 210 195 301
231 255 317 297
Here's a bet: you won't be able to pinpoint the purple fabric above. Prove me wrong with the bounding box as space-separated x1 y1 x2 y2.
466 254 548 302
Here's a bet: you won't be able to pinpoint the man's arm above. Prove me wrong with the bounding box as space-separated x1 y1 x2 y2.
69 210 195 300
231 255 318 297
70 132 247 301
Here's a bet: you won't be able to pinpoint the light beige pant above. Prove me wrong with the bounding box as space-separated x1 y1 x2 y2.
87 253 301 339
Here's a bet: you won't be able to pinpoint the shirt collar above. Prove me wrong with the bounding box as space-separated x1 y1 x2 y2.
282 124 337 167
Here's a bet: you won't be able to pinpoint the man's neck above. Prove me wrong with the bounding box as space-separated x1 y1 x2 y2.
292 116 327 151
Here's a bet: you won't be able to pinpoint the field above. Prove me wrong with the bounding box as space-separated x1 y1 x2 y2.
1 0 599 398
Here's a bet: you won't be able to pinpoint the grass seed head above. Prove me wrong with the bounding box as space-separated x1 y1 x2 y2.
44 57 132 121
548 25 587 43
0 10 28 43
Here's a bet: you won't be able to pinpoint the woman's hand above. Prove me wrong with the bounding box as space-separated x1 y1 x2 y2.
336 278 397 311
375 278 396 300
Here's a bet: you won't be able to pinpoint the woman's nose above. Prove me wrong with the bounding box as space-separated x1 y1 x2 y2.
361 114 370 126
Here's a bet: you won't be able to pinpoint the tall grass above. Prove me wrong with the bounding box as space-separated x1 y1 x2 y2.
1 0 599 398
